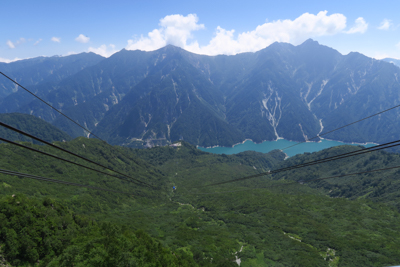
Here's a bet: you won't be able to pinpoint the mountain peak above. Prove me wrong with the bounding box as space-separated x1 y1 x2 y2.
300 38 319 46
160 44 185 52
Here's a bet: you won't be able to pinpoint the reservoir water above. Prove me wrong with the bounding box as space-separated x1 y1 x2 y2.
198 139 376 157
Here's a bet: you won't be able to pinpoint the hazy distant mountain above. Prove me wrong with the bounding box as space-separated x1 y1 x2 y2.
2 40 400 147
0 52 104 112
382 58 400 68
94 47 244 147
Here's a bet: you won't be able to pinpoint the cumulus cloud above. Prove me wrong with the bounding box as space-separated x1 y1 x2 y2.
378 19 392 30
6 38 26 49
88 44 117 57
127 14 204 51
75 34 90 43
51 37 61 43
346 17 368 34
33 39 42 45
197 11 347 55
126 11 347 55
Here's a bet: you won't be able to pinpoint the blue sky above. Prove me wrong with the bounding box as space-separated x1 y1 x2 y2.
1 0 400 62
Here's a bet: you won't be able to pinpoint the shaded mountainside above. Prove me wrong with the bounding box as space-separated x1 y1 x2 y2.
0 52 104 112
0 139 400 266
93 52 244 147
2 41 400 147
26 47 188 137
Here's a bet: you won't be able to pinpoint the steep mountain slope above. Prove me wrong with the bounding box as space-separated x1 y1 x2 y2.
4 40 400 147
94 51 244 147
314 52 400 143
223 41 329 142
21 47 190 136
0 52 104 111
221 40 400 144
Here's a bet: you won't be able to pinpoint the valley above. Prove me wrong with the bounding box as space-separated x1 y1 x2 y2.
0 140 399 266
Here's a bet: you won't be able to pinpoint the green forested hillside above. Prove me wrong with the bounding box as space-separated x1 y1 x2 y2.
0 195 197 266
271 145 400 210
135 142 400 266
0 113 71 144
0 139 400 266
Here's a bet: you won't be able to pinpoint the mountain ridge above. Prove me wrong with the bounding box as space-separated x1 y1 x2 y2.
1 40 400 147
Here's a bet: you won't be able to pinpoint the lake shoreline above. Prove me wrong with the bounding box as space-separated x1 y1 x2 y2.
197 138 377 158
198 137 378 150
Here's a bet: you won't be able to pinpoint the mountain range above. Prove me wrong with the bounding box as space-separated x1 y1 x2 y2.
1 40 400 147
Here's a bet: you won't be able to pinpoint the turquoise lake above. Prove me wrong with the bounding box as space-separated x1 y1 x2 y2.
198 139 376 157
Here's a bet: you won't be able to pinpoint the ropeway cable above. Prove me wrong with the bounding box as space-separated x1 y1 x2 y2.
201 140 400 187
198 139 400 187
0 136 148 187
0 168 131 195
0 120 153 188
279 103 400 152
0 72 101 140
268 140 400 175
0 72 146 172
298 164 400 184
184 164 400 195
3 72 400 191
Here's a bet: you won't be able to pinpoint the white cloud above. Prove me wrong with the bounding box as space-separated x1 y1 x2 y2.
346 17 368 34
0 57 22 63
51 37 61 43
127 14 204 51
6 40 15 49
33 38 42 45
397 41 400 50
75 34 90 43
88 44 117 57
0 57 12 63
126 11 347 56
198 11 347 55
6 38 26 49
378 19 392 30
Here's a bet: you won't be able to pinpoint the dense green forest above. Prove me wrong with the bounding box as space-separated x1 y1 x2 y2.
0 139 400 266
0 195 197 266
0 113 71 144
